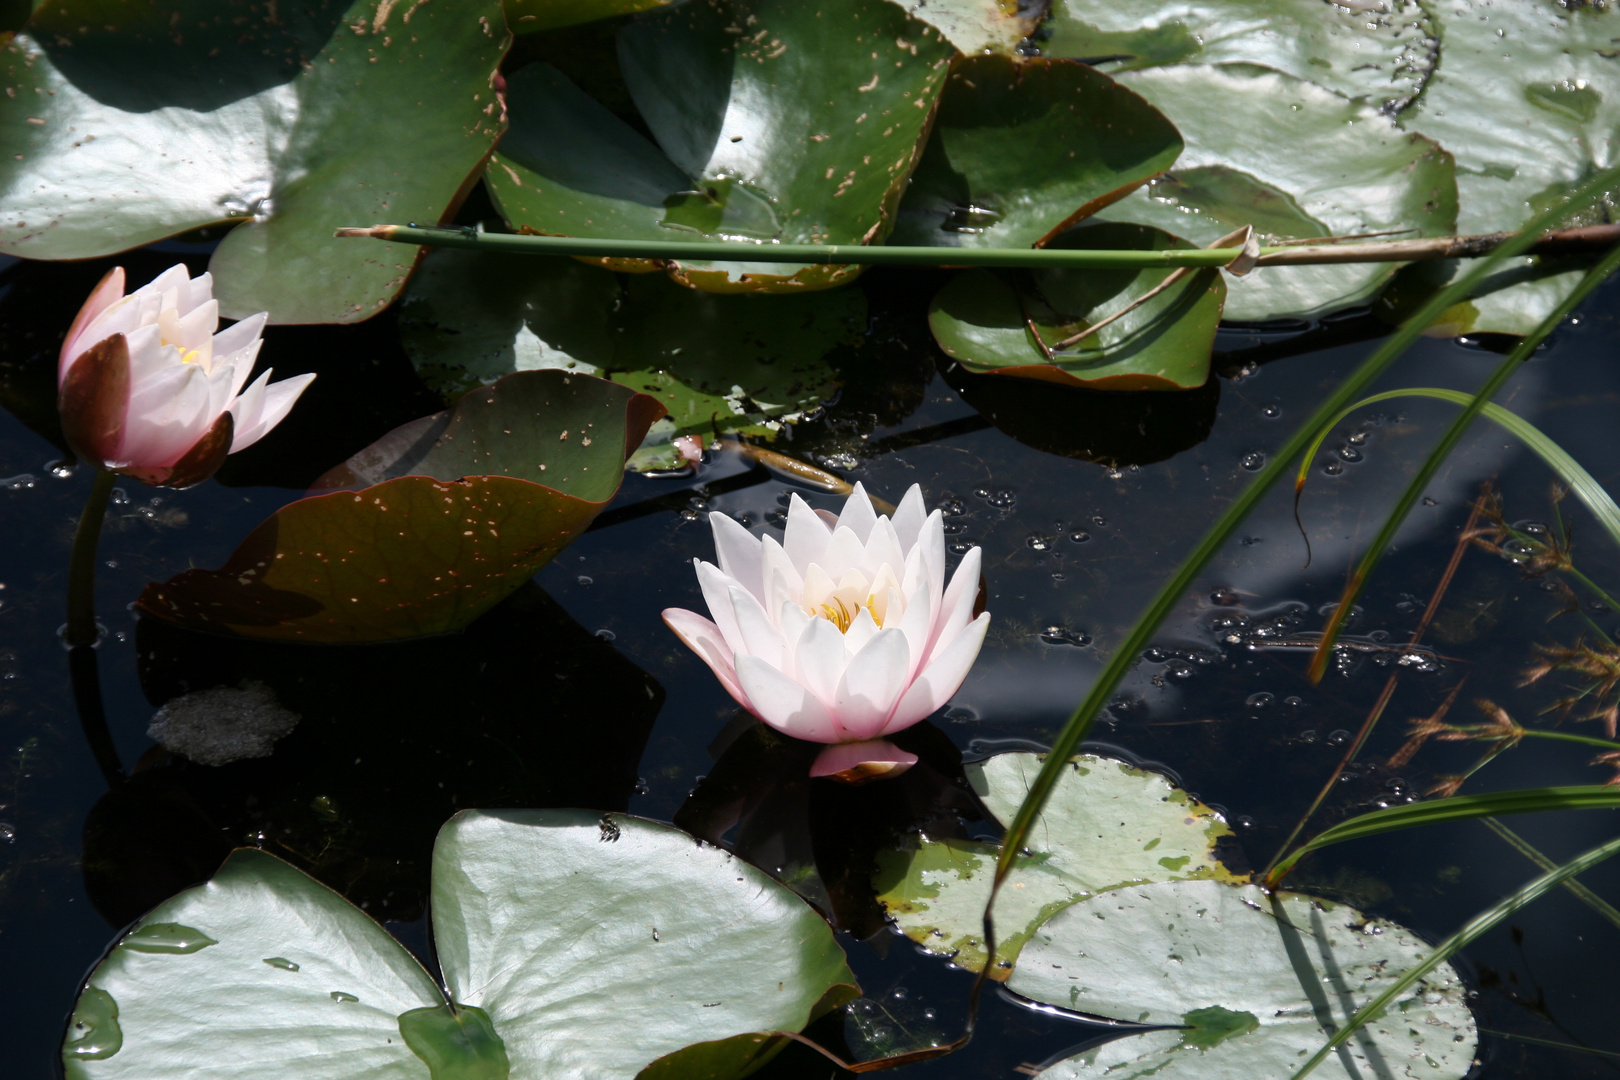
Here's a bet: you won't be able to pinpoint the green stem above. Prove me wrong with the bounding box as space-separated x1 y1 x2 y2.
64 468 116 648
1480 816 1620 933
1512 727 1620 752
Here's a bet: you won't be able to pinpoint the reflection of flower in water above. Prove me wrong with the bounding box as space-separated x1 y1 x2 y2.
663 483 988 782
147 681 300 766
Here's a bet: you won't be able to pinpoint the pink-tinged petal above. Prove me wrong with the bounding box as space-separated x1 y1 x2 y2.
793 616 849 721
176 299 218 356
836 482 878 542
835 628 912 740
735 654 840 742
122 324 172 383
890 485 927 552
709 511 765 603
929 545 982 662
120 362 216 468
809 739 918 783
782 493 831 576
887 612 989 735
663 608 749 709
178 270 215 314
60 266 125 378
228 371 315 452
696 560 746 654
216 338 264 402
673 434 703 466
728 585 786 669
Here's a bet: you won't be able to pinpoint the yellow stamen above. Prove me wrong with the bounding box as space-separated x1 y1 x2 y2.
815 595 885 633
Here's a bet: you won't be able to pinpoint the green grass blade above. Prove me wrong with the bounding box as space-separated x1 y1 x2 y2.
990 164 1620 890
1298 388 1620 549
1481 816 1620 933
1267 785 1620 883
1289 833 1620 1080
1304 241 1620 682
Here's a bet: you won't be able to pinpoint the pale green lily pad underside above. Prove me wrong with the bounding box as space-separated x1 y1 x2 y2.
873 753 1242 977
1015 880 1478 1080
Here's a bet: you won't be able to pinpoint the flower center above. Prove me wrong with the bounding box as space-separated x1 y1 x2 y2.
816 595 883 633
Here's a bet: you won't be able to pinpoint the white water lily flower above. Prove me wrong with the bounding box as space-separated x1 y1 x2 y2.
57 264 315 487
663 483 989 780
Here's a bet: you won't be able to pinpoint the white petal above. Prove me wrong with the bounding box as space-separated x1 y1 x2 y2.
843 606 879 655
835 628 912 741
823 525 865 576
919 509 946 607
120 363 216 467
228 372 315 453
929 545 982 663
663 609 748 709
212 311 266 358
776 601 811 678
782 494 830 577
709 512 765 603
794 617 849 718
886 612 990 735
802 563 837 613
890 485 928 552
860 516 905 582
728 586 785 669
695 560 746 655
836 482 878 542
735 654 840 743
759 534 805 623
894 580 933 679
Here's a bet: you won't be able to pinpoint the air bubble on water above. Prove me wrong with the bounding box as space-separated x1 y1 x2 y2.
1239 452 1265 472
943 520 966 535
1513 520 1550 536
1346 430 1368 446
593 629 616 641
49 460 75 479
1322 461 1344 476
986 488 1016 508
1 474 37 491
943 706 978 724
1091 515 1107 527
1051 571 1066 581
1246 692 1275 709
889 987 909 1001
1297 730 1318 744
1105 467 1124 480
947 538 976 556
1041 626 1091 647
1026 534 1051 552
576 576 594 586
633 777 649 795
1167 661 1194 678
1234 815 1255 829
1143 646 1169 662
1209 586 1240 606
1422 496 1438 506
1326 729 1351 746
942 497 966 517
972 487 991 500
0 822 15 843
1069 530 1091 544
1338 445 1363 463
110 487 130 506
1262 404 1281 418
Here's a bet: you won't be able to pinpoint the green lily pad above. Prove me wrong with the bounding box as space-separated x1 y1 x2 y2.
135 370 663 642
0 0 509 324
1012 880 1477 1080
504 0 676 34
396 247 857 461
1042 0 1437 112
880 0 1038 57
872 752 1243 978
890 55 1183 250
485 0 955 293
1389 0 1620 334
65 811 856 1080
1092 64 1457 322
926 223 1224 390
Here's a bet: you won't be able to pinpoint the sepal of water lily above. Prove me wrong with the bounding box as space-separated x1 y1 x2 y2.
55 264 314 488
809 738 920 784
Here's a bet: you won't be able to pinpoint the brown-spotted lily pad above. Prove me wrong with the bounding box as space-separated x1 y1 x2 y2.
136 371 663 642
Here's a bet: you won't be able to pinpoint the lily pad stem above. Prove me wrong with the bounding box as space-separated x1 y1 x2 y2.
64 467 116 648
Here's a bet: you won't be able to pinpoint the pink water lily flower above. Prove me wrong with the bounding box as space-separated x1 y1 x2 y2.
57 264 315 488
663 484 989 781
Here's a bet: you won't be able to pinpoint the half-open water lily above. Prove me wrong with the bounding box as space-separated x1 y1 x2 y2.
57 264 315 488
664 483 989 781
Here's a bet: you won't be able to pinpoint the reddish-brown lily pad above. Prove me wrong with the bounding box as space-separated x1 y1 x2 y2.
137 371 662 642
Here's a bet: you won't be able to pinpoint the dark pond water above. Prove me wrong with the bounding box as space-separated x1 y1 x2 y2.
3 247 1619 1077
